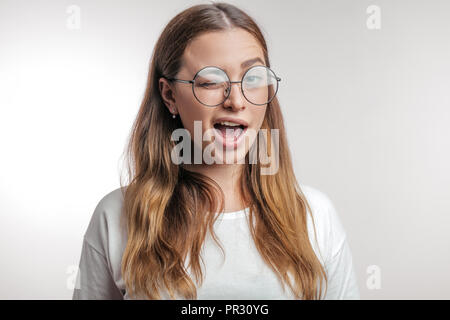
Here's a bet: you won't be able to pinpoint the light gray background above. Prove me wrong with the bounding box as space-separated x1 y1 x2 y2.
0 0 449 299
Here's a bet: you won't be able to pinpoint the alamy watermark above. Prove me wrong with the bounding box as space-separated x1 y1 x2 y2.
66 264 80 290
366 5 381 30
66 5 81 30
366 264 381 290
170 121 280 175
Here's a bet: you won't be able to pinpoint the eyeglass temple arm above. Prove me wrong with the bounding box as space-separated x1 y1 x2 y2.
167 78 194 84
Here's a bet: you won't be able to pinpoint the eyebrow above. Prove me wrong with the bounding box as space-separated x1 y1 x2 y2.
241 57 265 69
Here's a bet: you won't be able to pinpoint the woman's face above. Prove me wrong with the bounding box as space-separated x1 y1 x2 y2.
160 28 268 164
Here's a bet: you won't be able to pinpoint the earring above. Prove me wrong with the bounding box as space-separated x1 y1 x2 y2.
172 114 176 119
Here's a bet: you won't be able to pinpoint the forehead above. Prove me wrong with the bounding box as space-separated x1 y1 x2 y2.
181 29 265 76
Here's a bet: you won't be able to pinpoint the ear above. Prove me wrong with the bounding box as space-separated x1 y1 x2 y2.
159 77 178 115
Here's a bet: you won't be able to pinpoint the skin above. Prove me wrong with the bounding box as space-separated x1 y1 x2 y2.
159 28 267 213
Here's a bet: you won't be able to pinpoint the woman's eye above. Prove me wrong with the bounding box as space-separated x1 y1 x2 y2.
199 82 221 88
245 76 261 83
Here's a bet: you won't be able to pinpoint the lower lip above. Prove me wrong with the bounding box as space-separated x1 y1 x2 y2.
213 126 248 149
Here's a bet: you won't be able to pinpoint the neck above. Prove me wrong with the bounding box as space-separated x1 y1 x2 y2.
182 163 247 213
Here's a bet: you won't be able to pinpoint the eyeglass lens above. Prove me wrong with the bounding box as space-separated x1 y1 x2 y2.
193 66 278 106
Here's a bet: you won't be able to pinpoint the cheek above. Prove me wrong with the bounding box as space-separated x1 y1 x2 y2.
177 107 214 141
177 94 201 124
253 107 267 130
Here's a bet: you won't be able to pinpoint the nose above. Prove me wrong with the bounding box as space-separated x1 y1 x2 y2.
223 81 245 111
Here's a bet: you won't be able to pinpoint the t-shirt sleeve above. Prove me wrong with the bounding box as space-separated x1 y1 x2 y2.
323 236 360 299
72 237 124 300
321 193 360 300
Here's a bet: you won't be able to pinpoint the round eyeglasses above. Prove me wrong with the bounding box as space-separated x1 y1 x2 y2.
165 65 281 107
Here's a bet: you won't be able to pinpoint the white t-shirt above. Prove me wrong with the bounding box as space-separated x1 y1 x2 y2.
72 184 360 300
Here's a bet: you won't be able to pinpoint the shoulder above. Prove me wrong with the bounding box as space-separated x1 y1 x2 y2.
299 184 348 264
300 184 333 213
83 187 127 260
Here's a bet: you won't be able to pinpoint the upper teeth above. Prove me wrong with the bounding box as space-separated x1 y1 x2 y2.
219 121 241 126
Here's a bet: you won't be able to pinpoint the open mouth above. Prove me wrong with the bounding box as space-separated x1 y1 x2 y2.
213 122 247 140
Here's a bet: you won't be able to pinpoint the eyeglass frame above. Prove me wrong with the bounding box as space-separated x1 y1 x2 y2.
163 65 281 107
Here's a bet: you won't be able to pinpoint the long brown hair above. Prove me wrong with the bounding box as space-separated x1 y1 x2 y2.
119 2 327 300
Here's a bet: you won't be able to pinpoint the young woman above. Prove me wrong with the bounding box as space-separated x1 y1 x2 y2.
73 2 360 300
